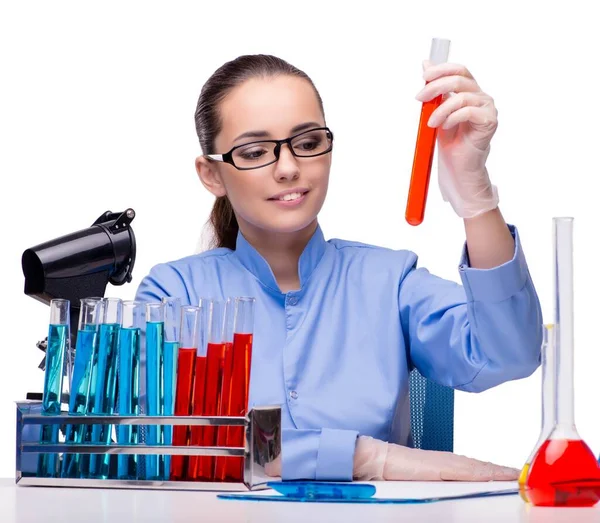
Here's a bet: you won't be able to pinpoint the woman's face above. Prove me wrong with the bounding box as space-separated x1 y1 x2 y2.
198 75 332 238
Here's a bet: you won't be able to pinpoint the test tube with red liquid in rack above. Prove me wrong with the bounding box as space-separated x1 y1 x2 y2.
214 298 236 481
405 37 450 226
187 299 226 480
170 305 202 481
224 297 255 481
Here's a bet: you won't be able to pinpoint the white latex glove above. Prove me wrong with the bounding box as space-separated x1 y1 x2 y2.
265 454 281 477
416 62 500 219
353 436 519 481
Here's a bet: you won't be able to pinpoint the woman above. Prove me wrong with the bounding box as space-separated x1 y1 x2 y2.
136 54 542 481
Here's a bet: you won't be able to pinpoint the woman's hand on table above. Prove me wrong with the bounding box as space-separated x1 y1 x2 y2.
353 436 519 481
264 435 519 481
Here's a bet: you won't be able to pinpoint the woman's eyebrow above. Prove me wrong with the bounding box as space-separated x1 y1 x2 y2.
233 130 270 143
233 121 322 143
290 121 322 134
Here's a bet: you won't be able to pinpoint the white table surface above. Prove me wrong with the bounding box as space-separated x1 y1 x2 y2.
2 478 600 522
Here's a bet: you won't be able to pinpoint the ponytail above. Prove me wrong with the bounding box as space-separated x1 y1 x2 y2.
209 195 238 250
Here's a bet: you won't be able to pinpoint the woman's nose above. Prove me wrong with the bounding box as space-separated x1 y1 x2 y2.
273 144 300 182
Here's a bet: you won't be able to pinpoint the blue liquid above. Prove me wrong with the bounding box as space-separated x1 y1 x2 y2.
38 324 68 478
145 321 164 480
89 323 120 479
61 325 98 478
80 325 101 477
163 340 179 479
117 327 141 480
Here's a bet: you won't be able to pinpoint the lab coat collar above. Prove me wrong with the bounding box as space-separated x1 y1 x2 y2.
233 224 327 293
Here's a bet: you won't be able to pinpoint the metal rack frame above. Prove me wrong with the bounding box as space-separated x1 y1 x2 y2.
15 401 281 491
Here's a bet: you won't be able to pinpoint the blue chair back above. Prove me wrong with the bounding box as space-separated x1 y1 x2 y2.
409 369 454 452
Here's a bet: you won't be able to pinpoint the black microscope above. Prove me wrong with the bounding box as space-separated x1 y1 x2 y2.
21 208 138 400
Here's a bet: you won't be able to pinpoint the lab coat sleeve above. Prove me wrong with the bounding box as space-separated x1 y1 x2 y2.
134 263 192 304
398 225 543 392
282 428 359 481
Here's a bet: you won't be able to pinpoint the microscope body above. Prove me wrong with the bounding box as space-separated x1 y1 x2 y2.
21 209 137 392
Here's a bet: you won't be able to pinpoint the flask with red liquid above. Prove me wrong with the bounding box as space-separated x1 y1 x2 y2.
170 305 202 481
405 37 450 226
525 217 600 507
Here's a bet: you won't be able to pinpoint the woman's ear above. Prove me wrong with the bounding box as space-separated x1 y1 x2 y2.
196 156 227 197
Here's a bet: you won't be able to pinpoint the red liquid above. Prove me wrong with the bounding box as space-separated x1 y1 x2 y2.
405 93 443 226
526 438 600 507
214 342 234 481
188 342 226 480
185 355 207 480
170 347 196 481
225 332 253 481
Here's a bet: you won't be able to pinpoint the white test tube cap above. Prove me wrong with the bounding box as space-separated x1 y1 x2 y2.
429 38 451 65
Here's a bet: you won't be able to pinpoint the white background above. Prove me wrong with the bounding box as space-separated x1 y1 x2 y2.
1 0 599 477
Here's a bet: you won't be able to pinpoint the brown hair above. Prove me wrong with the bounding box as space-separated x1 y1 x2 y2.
194 54 325 250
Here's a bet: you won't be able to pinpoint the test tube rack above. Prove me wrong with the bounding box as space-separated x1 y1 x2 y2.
14 402 281 492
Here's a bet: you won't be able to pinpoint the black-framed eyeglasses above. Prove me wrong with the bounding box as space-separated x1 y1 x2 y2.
205 127 334 171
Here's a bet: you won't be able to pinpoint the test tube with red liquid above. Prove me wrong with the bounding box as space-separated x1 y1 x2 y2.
214 298 235 482
187 299 225 480
227 297 255 481
524 218 600 507
405 38 451 226
170 305 202 481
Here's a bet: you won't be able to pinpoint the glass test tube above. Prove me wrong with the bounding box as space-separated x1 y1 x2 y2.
185 300 210 480
214 298 235 481
525 217 600 507
61 297 103 478
145 302 165 480
188 299 225 480
170 305 202 481
162 297 181 479
116 300 143 480
405 37 451 226
89 297 122 479
38 298 70 478
226 297 255 481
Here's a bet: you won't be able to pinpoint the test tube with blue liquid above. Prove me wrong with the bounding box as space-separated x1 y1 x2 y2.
61 297 103 478
145 301 165 480
116 300 143 480
88 297 122 479
37 298 70 478
162 297 181 480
